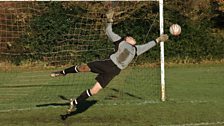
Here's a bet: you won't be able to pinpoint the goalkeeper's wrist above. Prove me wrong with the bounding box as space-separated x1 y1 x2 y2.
155 38 159 44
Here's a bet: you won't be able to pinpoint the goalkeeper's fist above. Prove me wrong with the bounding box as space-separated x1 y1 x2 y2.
106 10 114 23
155 34 169 43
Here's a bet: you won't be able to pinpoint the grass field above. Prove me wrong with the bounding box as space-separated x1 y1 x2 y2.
0 63 224 126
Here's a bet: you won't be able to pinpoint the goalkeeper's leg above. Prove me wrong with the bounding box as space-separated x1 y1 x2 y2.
67 82 102 113
50 64 90 77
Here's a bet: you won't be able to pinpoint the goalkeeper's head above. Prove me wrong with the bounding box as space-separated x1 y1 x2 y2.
124 34 136 45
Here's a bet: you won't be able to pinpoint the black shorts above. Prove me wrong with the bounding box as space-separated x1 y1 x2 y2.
87 59 121 88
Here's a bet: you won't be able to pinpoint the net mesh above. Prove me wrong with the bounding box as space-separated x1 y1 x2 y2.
0 1 160 111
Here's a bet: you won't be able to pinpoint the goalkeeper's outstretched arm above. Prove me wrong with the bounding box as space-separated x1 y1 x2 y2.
106 23 121 42
136 34 169 56
105 10 121 42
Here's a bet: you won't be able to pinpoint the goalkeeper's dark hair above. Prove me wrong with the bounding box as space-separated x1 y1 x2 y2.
114 34 133 43
113 34 135 52
125 33 133 37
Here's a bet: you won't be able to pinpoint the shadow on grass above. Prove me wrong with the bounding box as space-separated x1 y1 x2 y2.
105 88 143 100
36 95 70 107
60 100 97 120
36 95 97 121
0 84 75 88
36 102 69 107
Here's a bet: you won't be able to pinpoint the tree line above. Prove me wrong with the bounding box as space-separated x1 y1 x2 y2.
1 1 223 65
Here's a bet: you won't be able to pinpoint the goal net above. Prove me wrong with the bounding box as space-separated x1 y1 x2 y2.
0 1 162 111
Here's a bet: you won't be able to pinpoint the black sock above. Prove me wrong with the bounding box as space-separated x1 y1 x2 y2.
60 65 79 75
74 89 92 105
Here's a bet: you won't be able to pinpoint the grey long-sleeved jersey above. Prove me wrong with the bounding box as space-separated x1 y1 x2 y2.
106 23 157 70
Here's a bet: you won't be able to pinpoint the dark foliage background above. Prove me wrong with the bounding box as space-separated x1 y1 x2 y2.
0 1 223 65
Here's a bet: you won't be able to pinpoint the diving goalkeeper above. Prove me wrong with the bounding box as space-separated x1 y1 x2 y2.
51 10 169 113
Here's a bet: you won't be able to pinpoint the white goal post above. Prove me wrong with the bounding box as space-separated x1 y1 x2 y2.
159 0 165 102
147 0 165 101
154 0 165 101
147 0 166 101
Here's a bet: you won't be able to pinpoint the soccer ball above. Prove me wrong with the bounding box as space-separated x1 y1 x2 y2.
169 24 181 36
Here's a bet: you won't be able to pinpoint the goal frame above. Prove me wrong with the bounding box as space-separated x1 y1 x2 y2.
159 0 165 102
151 0 165 101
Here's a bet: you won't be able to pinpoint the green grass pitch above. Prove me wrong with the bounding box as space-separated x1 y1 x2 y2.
0 63 223 126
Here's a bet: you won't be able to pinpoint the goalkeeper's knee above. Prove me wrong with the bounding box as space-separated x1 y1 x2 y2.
77 64 91 72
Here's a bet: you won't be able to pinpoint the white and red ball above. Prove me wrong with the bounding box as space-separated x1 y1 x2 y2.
169 24 181 36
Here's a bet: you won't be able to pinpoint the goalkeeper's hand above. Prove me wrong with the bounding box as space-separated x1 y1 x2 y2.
155 34 169 43
106 10 114 23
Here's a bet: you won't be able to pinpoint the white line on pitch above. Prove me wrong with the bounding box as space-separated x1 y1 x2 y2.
160 121 224 126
